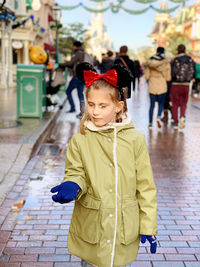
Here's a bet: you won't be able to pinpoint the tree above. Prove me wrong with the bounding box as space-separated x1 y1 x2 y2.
58 22 88 56
166 32 192 55
136 46 155 64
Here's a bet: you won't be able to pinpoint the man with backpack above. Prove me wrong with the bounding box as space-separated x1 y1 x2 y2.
114 45 135 98
59 41 94 118
170 44 195 129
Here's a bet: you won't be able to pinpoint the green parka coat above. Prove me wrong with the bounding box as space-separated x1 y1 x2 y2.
63 116 157 267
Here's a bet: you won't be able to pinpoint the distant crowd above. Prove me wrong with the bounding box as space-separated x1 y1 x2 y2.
57 41 198 130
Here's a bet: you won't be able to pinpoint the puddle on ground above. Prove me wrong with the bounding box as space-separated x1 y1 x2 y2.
12 200 26 211
29 175 43 181
17 196 39 221
37 144 61 156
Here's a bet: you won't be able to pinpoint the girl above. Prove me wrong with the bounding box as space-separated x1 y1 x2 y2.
51 63 157 267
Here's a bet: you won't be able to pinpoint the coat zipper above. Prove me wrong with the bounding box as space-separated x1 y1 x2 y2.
110 127 118 267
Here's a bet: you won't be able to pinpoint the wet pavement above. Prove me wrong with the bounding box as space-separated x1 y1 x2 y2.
0 80 200 267
0 87 66 205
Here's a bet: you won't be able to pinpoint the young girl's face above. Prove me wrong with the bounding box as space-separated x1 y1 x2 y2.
87 87 124 127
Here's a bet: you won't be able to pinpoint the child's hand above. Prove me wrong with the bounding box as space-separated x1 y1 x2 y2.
50 181 80 204
141 235 157 253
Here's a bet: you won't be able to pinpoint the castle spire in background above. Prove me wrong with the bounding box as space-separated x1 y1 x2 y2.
85 3 111 61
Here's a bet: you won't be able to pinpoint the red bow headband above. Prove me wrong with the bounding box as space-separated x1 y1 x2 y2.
83 69 118 88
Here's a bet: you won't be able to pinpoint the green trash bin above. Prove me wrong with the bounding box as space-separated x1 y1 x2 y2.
17 64 46 118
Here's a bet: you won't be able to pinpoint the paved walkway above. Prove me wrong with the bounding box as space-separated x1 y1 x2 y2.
0 87 66 205
0 80 200 267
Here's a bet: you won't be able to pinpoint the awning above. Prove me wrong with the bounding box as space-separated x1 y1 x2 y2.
44 43 55 52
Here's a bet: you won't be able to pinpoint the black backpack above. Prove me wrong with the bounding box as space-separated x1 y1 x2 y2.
173 57 195 82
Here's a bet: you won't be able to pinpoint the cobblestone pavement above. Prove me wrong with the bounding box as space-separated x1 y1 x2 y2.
0 82 200 267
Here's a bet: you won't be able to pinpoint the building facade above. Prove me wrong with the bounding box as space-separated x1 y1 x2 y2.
0 0 57 89
149 0 200 60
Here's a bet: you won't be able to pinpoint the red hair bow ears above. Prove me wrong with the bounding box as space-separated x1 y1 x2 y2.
83 69 118 87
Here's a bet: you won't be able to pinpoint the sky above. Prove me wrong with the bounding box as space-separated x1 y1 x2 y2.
57 0 196 52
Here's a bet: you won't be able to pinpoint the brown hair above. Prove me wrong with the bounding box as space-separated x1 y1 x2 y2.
79 79 127 134
119 45 128 54
177 44 186 53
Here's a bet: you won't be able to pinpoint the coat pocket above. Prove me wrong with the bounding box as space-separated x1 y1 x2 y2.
121 199 139 245
70 193 101 244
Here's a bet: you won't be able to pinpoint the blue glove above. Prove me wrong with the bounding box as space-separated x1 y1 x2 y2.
50 181 80 204
141 235 157 253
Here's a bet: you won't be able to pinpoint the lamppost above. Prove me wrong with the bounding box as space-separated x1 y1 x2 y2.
52 4 61 64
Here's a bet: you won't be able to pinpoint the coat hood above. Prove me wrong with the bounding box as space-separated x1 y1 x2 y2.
150 53 165 60
84 113 134 132
146 58 170 72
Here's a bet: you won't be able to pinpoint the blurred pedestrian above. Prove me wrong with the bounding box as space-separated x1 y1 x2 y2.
93 56 100 72
114 45 135 98
59 41 87 118
191 62 200 97
51 62 157 267
145 47 171 129
170 44 195 129
134 60 142 89
99 50 114 73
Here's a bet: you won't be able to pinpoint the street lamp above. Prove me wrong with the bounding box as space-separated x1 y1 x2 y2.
52 4 62 64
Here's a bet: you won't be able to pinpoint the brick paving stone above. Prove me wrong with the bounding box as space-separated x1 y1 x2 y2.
158 230 182 235
131 263 152 267
55 248 69 254
21 263 53 267
159 241 188 247
25 248 55 254
0 264 20 267
185 264 200 267
70 255 81 262
15 225 33 230
177 248 200 254
136 254 165 260
156 247 177 254
54 263 80 267
39 254 70 261
43 241 67 248
34 225 59 230
21 230 45 235
16 241 42 247
170 236 199 241
10 235 28 241
153 263 184 267
188 242 200 247
4 247 25 255
165 254 196 260
6 241 16 247
0 231 11 243
57 235 67 241
166 225 192 230
9 254 38 262
0 254 9 262
29 235 57 241
45 230 67 235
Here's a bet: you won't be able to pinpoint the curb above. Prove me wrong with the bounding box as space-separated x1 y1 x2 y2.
0 96 67 206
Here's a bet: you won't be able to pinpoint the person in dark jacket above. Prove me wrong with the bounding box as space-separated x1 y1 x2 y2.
134 60 142 89
170 44 195 130
114 45 135 98
59 41 86 118
99 50 114 74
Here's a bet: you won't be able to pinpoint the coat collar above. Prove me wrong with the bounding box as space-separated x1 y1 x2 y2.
85 113 133 132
